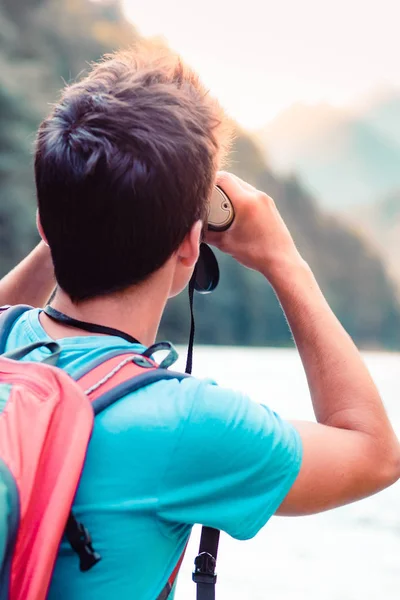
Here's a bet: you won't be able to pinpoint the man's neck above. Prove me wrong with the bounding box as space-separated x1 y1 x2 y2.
40 272 171 347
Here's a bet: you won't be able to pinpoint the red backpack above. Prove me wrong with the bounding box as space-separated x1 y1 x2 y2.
0 305 219 600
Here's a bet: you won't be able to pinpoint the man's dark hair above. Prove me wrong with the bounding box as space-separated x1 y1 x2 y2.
35 44 231 301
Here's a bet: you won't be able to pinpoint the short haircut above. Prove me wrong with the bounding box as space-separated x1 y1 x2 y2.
35 43 232 301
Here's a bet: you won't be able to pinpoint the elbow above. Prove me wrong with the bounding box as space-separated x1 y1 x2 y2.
375 441 400 490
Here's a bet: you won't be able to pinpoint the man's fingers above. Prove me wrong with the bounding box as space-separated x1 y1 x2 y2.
206 171 259 245
216 171 257 198
229 172 257 192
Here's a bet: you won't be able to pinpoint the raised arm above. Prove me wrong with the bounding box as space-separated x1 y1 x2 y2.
0 241 55 308
207 172 400 516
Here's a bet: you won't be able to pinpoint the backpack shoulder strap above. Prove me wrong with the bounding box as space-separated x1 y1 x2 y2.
92 367 189 415
74 349 189 415
0 304 32 354
65 350 190 573
73 350 219 600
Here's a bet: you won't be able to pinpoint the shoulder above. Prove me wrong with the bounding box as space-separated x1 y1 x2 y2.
148 375 299 453
3 307 42 351
100 374 257 434
156 377 303 539
139 374 253 418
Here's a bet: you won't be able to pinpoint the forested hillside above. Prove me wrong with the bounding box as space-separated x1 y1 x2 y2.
1 0 399 348
0 0 137 273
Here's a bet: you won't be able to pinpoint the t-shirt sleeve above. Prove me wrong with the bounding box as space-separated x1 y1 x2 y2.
157 379 302 540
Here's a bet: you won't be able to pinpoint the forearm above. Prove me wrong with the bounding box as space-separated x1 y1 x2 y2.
211 173 400 512
267 256 392 437
0 242 55 307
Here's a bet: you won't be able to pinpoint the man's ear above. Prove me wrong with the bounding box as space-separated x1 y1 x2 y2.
36 210 49 247
177 220 202 268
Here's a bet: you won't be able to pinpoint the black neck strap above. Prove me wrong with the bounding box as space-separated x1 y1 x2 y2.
43 306 141 345
185 272 196 375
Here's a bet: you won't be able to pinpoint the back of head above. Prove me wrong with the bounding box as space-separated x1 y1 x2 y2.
35 43 232 301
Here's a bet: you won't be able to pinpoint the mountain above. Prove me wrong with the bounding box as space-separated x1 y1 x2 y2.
1 0 400 349
256 92 400 211
353 189 400 288
360 88 400 146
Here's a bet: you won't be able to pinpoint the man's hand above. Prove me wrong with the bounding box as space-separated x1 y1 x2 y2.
207 171 400 516
0 241 55 307
206 171 303 278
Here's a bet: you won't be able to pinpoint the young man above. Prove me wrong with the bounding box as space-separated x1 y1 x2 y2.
2 45 400 599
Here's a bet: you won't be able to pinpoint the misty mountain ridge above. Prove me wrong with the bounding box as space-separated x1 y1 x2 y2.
256 88 400 211
352 188 400 288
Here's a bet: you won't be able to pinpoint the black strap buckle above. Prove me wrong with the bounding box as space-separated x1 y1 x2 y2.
66 514 101 572
192 552 217 585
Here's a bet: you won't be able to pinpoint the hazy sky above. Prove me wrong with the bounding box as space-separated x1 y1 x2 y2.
122 0 400 129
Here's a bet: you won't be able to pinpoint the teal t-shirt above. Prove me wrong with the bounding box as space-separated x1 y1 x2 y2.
5 309 302 600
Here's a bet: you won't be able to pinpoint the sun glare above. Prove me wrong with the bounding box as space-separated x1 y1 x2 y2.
122 0 400 129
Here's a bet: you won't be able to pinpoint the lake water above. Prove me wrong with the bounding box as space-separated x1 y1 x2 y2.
171 346 400 600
